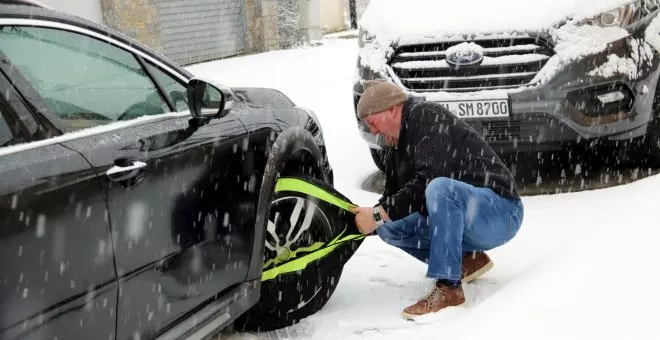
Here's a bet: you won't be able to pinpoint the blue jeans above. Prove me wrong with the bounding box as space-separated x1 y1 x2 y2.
376 177 524 281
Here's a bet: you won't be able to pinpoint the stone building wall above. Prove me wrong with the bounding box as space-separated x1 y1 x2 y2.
100 0 164 53
98 0 345 64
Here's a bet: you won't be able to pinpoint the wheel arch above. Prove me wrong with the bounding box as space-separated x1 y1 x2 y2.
245 126 330 281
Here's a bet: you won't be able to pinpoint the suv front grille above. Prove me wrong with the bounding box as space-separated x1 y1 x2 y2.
389 37 554 92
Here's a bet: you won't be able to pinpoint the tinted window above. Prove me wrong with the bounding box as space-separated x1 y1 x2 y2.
0 26 170 131
0 96 28 147
145 63 189 112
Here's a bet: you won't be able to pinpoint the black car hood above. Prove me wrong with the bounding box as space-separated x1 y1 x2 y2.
231 87 296 109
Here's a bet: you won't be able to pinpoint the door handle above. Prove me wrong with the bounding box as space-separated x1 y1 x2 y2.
106 160 147 183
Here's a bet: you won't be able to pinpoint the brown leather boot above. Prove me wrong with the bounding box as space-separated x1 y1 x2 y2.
461 251 494 283
402 281 465 320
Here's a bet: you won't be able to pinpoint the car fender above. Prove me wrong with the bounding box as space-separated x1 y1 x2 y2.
232 87 325 143
231 87 296 109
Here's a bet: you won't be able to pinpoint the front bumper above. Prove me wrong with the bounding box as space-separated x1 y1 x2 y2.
354 24 660 153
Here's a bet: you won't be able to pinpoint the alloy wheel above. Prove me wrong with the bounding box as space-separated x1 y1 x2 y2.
263 196 332 269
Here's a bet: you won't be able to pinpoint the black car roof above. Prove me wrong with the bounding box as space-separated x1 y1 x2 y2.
0 0 47 7
0 3 193 80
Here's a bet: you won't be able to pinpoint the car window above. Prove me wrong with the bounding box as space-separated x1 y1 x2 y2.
0 106 27 148
0 110 12 147
0 26 170 132
145 63 189 112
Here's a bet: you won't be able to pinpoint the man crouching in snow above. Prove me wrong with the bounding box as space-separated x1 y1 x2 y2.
351 80 524 320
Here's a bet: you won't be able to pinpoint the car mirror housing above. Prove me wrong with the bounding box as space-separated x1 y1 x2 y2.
186 77 233 119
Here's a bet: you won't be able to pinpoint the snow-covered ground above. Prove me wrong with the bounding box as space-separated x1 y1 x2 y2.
186 37 659 340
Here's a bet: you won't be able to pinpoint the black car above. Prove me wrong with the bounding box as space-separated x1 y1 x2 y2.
354 0 660 170
0 2 353 339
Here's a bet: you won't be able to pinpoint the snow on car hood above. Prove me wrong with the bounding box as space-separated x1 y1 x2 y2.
360 0 636 41
356 0 655 97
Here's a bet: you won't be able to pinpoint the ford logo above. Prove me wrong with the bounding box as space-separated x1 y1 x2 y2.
445 42 484 67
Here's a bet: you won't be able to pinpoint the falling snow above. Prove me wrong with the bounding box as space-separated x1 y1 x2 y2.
223 212 230 227
126 201 148 243
85 290 95 312
35 214 46 238
186 31 659 340
10 194 17 209
3 2 660 338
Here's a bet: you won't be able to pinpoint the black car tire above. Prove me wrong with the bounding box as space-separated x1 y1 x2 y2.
233 176 362 332
370 148 386 171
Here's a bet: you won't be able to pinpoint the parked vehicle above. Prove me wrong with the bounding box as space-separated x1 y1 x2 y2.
0 1 351 338
353 0 660 170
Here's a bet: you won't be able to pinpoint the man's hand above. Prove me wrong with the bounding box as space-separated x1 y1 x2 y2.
350 206 389 235
350 207 377 235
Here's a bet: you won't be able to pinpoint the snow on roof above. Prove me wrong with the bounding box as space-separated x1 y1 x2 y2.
0 0 51 8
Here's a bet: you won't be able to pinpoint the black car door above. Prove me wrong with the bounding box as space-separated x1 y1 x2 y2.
0 61 117 338
64 114 250 340
0 23 254 339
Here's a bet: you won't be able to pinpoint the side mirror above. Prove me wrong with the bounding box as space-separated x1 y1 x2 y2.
186 77 234 119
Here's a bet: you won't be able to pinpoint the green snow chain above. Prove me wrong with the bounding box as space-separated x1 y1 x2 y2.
262 242 325 270
275 178 358 212
261 178 365 282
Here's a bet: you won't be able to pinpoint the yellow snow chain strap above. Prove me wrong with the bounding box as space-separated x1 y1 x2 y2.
262 242 325 270
274 178 357 212
261 178 365 282
262 227 365 282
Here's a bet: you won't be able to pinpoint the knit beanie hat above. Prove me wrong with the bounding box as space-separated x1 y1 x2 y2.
357 80 407 119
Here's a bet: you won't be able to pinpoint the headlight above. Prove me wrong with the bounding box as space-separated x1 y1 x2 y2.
579 1 645 28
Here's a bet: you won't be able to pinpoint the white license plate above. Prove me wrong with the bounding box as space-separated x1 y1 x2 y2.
435 99 511 119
